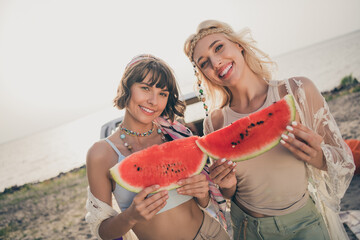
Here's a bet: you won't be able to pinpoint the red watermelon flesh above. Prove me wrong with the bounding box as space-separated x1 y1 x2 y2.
196 94 296 162
110 136 207 193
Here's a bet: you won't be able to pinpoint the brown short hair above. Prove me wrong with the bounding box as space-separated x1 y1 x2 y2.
113 54 185 121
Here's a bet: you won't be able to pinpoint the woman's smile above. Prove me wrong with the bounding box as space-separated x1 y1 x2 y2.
139 105 156 115
218 62 233 79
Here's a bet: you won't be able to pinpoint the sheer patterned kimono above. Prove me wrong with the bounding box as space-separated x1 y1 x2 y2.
203 77 355 239
283 77 355 239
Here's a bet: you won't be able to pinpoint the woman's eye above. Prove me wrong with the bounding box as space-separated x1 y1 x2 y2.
160 92 168 97
141 86 149 91
200 60 208 69
215 44 223 52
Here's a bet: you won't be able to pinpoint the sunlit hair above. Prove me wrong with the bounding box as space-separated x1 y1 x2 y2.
184 20 277 109
113 54 185 121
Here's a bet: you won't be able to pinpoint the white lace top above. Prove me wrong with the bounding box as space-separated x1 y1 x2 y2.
203 77 355 240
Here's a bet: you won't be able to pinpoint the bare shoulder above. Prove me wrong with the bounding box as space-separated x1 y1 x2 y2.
86 140 117 170
210 108 224 131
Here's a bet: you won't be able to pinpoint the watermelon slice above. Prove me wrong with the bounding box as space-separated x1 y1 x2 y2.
196 94 296 162
110 136 207 193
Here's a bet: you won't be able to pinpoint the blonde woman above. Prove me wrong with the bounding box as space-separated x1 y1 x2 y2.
184 20 355 240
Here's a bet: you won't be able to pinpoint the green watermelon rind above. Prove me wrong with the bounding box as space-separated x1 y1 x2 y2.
109 145 208 193
196 94 296 162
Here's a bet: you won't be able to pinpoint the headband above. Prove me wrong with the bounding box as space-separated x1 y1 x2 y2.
125 54 158 69
188 27 233 63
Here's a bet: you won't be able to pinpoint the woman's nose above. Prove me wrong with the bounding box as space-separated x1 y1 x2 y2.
147 92 158 105
211 57 222 69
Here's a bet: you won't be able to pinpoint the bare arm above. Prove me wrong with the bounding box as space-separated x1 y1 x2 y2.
86 142 168 240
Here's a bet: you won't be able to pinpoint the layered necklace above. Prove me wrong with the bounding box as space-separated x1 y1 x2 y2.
119 122 165 152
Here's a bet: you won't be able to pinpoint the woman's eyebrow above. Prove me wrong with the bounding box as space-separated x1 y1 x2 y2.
197 40 220 64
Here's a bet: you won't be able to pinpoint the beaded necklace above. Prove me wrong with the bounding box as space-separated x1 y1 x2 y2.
119 122 165 152
120 122 155 137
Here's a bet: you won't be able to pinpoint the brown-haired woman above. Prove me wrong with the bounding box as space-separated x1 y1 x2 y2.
85 54 229 240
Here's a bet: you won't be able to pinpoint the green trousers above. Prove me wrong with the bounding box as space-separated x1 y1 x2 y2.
230 198 330 240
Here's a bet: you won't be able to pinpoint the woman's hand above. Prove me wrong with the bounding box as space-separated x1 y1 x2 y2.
209 158 237 189
176 173 209 199
281 121 327 170
127 185 168 224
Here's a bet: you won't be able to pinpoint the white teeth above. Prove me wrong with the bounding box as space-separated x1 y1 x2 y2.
220 64 232 77
140 106 154 113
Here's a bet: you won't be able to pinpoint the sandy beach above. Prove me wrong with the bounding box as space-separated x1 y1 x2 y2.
1 89 359 240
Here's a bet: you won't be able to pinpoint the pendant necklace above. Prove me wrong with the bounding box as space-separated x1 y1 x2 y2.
119 121 165 152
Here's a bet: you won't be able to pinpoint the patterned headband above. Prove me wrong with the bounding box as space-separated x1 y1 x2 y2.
125 54 158 69
188 27 233 63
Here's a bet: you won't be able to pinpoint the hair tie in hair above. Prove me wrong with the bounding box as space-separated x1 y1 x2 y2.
188 27 232 62
125 54 157 69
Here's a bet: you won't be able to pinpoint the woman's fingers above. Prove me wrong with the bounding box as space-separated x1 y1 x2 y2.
131 185 168 221
281 133 316 158
136 185 161 200
176 174 209 197
209 158 236 180
145 191 168 214
281 121 326 169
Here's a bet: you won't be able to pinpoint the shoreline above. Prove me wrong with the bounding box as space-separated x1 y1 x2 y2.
0 165 86 195
0 82 359 239
1 78 359 195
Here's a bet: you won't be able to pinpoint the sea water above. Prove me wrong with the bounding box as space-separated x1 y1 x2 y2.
1 30 360 192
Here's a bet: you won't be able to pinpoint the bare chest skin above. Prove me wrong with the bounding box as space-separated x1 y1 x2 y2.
132 200 203 240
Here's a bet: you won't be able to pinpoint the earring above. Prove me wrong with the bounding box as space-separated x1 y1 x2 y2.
192 62 209 117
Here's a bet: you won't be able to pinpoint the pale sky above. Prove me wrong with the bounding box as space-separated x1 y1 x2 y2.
1 0 360 144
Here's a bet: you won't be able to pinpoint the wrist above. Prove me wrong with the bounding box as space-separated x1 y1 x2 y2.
220 185 236 199
196 192 210 208
123 208 138 226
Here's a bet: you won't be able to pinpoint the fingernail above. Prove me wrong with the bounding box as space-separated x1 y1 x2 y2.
233 162 236 167
286 126 293 131
280 140 286 144
228 161 233 165
221 158 226 163
155 185 160 188
281 134 288 140
232 168 236 172
292 121 298 126
177 181 183 185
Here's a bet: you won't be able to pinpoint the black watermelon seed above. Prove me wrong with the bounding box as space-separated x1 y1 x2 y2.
240 133 244 139
269 113 273 116
237 141 240 143
137 167 141 171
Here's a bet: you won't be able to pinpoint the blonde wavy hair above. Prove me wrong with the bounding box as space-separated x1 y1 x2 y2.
184 20 277 109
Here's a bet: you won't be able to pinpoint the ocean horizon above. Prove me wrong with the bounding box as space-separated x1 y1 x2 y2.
1 30 360 192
